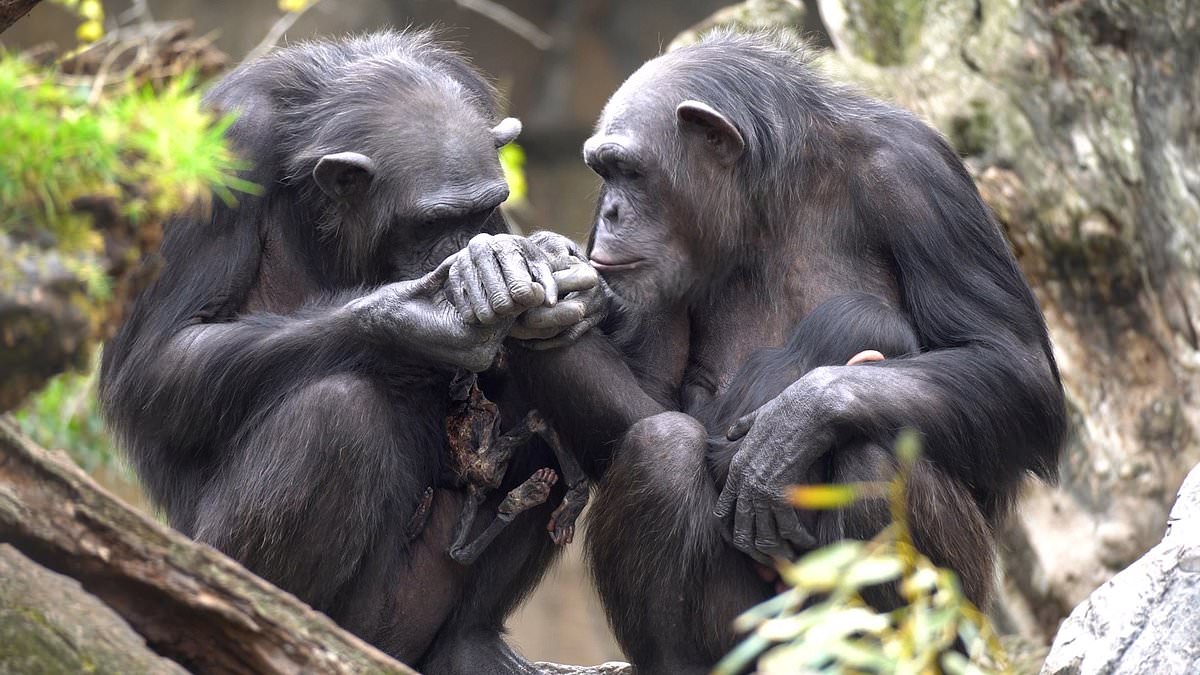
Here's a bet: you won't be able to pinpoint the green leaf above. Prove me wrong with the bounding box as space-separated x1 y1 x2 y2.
789 483 860 509
841 556 905 589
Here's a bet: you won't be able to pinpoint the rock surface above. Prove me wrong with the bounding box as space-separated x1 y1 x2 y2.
1041 462 1200 674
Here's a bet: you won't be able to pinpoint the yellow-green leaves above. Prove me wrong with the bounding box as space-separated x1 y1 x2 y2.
714 431 1009 675
50 0 106 44
790 482 887 509
0 54 254 253
277 0 316 12
499 142 528 206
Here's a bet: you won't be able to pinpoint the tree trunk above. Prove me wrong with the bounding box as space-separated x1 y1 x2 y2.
0 0 42 34
0 415 417 674
675 0 1200 644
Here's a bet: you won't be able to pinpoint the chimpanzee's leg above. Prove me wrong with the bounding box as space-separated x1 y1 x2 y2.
587 412 768 675
529 414 590 545
420 451 563 675
448 469 558 564
192 373 458 662
817 443 995 607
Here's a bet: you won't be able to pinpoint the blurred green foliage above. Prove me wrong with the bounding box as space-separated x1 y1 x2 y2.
12 356 119 474
49 0 106 44
715 431 1008 675
499 142 528 206
0 54 256 255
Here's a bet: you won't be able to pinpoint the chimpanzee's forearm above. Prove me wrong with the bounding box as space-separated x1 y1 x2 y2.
507 332 666 477
817 342 1065 515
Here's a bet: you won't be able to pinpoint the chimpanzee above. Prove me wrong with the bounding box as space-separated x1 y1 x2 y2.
99 31 598 673
704 291 920 490
461 31 1067 673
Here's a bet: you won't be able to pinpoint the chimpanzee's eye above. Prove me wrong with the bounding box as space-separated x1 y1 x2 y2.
616 159 642 181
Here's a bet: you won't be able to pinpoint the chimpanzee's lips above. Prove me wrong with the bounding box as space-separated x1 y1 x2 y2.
589 252 645 272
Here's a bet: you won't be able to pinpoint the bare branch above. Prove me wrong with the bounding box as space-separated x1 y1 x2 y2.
454 0 553 51
244 0 325 64
0 0 43 34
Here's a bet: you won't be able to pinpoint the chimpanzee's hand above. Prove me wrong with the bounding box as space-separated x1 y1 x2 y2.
346 257 515 372
510 231 609 349
444 233 561 325
714 367 854 564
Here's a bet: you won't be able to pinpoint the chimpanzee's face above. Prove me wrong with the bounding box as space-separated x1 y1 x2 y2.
584 65 747 309
309 93 521 284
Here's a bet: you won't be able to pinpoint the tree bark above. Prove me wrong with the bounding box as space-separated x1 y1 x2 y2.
674 0 1200 644
0 0 41 34
0 415 417 674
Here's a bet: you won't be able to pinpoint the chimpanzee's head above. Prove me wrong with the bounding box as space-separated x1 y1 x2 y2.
582 32 836 309
247 32 521 286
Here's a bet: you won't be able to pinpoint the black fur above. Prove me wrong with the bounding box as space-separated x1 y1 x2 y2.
101 31 557 673
512 31 1066 674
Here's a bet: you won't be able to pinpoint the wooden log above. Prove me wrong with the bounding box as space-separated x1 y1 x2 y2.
0 415 416 674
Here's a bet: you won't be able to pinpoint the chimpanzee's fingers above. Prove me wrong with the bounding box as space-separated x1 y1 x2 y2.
752 505 796 562
531 258 558 307
714 473 740 519
513 313 601 350
470 236 518 318
492 237 546 310
773 504 817 551
846 349 885 365
733 497 772 565
518 301 586 330
415 254 456 295
516 238 561 304
458 249 496 325
509 324 564 342
552 264 599 295
726 409 760 441
446 258 477 323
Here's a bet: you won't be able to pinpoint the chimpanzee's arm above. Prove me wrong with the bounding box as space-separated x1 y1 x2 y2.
715 141 1067 557
506 332 667 477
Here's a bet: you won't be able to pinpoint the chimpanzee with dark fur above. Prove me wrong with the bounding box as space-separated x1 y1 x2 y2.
100 31 597 673
479 32 1067 673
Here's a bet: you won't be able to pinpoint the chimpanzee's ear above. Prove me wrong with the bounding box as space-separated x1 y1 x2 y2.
492 117 522 147
676 100 745 166
313 151 375 201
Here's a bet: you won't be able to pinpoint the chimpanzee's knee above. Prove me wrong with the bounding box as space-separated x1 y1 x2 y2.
819 444 994 608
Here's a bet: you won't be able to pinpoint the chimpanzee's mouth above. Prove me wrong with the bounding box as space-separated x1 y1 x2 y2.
589 252 645 272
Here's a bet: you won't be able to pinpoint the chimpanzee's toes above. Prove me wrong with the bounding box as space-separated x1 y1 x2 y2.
404 486 435 541
497 468 557 516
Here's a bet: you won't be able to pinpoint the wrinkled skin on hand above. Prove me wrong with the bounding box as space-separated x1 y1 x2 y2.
714 365 864 564
441 231 608 350
348 232 605 371
346 255 512 372
511 231 609 349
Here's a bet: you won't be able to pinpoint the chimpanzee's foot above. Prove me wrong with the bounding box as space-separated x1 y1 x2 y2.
548 481 589 545
449 470 557 565
405 486 435 542
498 467 558 517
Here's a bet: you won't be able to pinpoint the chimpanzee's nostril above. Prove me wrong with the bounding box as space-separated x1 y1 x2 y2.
602 203 619 223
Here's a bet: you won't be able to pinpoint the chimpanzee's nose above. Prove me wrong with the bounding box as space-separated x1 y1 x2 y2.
602 201 618 225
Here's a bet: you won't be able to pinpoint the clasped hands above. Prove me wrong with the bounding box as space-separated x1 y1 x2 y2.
348 232 604 373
